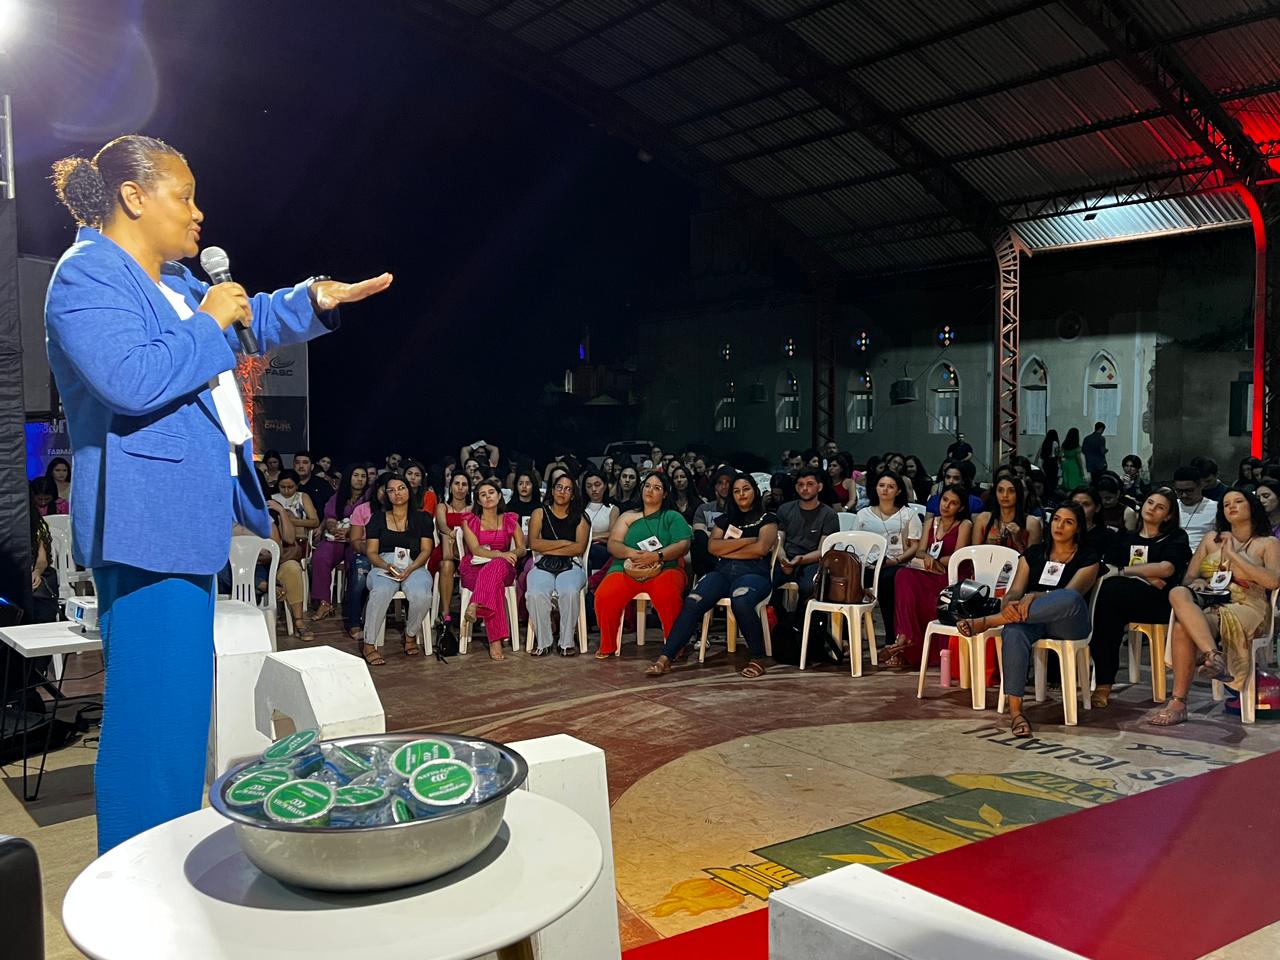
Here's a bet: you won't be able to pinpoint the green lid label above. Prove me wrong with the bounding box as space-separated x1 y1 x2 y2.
226 768 292 806
409 760 476 806
262 729 319 761
391 738 454 776
334 784 387 809
233 760 295 780
391 796 414 823
264 780 335 823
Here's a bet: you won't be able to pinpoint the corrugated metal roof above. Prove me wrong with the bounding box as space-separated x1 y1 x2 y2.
435 0 1280 274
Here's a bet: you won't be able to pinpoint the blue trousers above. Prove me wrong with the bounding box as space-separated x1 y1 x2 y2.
1000 589 1091 699
662 569 773 659
344 554 371 630
94 564 215 854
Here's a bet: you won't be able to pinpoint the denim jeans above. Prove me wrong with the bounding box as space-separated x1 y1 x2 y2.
526 565 587 650
662 568 773 660
774 562 820 601
364 553 433 648
344 554 371 630
1001 589 1092 699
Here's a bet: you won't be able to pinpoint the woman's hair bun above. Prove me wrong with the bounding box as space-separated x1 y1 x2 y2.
51 157 110 227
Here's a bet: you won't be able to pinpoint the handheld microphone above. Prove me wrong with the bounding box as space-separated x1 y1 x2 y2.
199 246 259 356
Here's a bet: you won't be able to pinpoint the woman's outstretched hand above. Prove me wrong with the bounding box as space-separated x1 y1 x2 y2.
310 273 393 311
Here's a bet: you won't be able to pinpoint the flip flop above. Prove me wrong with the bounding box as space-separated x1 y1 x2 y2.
1009 714 1032 738
1147 695 1188 726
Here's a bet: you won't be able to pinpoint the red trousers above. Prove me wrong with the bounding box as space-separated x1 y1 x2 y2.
594 568 686 655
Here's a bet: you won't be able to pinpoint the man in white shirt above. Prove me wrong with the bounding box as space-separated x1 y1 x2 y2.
1174 466 1216 552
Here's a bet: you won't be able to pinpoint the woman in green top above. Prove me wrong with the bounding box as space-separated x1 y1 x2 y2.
1059 426 1086 492
594 472 692 659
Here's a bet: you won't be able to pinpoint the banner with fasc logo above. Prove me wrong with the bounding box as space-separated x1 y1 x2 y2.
234 342 309 456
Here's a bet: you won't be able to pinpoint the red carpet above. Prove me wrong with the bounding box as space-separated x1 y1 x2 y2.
892 750 1280 959
622 911 766 960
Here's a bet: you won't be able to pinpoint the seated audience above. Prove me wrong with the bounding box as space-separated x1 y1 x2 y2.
581 468 620 573
292 450 333 512
958 502 1100 738
774 468 839 603
692 467 735 575
595 472 692 658
30 477 68 517
1069 485 1113 562
668 463 703 523
885 485 973 669
271 469 319 556
1095 472 1138 532
45 456 73 503
508 469 543 525
972 476 1043 553
902 455 930 497
645 474 778 679
28 495 58 623
526 474 591 656
460 440 502 475
615 464 641 512
310 463 369 622
402 460 427 511
346 471 392 643
461 479 526 660
265 498 314 643
1198 458 1229 503
926 461 983 515
258 449 283 494
1150 489 1280 725
362 476 435 666
1121 454 1150 501
1089 488 1190 707
1173 465 1216 551
432 472 474 627
1254 477 1280 537
826 452 855 509
853 470 922 647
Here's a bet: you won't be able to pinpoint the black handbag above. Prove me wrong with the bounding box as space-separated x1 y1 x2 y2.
434 622 460 662
535 508 578 575
936 579 1001 625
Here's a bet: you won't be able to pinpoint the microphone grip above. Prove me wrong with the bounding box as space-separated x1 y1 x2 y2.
210 268 260 356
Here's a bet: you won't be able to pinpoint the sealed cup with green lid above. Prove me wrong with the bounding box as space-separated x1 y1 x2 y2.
263 779 336 827
262 729 320 762
389 738 454 779
225 768 293 811
408 759 477 810
331 784 391 827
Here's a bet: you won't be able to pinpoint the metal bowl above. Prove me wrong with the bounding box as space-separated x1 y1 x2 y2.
209 732 527 891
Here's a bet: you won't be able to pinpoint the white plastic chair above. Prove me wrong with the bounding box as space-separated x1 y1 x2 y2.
916 545 1019 709
43 515 93 599
456 528 521 655
229 535 280 649
329 563 345 606
1210 588 1279 724
615 594 654 655
1127 619 1169 703
998 575 1107 726
837 512 858 532
374 581 437 655
696 537 780 663
800 531 886 676
525 539 590 654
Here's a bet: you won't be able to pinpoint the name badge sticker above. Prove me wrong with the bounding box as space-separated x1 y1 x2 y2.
637 535 663 552
1039 561 1065 587
928 540 943 560
724 525 743 540
1209 569 1232 591
1128 545 1148 566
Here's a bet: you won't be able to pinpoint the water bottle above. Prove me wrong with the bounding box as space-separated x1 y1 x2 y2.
940 648 952 688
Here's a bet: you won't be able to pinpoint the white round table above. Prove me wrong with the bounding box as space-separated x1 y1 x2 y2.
64 790 602 960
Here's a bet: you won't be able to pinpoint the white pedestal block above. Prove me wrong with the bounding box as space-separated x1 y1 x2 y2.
487 734 621 960
253 647 385 743
770 864 1084 960
207 600 275 782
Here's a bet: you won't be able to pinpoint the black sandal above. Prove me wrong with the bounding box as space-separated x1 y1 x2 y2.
1009 714 1032 738
559 646 579 657
530 646 551 657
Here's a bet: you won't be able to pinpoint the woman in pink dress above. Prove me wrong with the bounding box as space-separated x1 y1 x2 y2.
461 479 526 660
885 485 973 669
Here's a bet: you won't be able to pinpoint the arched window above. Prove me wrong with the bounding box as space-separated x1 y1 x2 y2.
1020 357 1048 438
1086 351 1120 435
846 370 874 433
714 380 736 433
775 370 801 433
927 362 960 435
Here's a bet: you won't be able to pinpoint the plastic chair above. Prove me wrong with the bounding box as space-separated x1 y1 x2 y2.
800 531 886 677
1211 588 1279 724
837 512 858 532
525 539 590 654
456 528 520 655
696 537 780 663
0 834 43 960
615 594 654 655
329 564 345 606
998 576 1107 726
373 581 437 655
229 535 281 648
916 544 1019 709
1127 620 1168 703
43 514 93 599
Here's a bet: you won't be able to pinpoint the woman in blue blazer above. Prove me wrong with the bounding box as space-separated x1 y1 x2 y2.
45 135 391 852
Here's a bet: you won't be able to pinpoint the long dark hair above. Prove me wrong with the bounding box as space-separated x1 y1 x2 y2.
335 462 371 512
1215 488 1271 538
1039 430 1059 461
1068 485 1105 531
542 472 583 525
513 469 542 504
667 463 703 509
636 470 674 514
472 479 508 518
721 473 765 527
579 467 613 506
1142 487 1182 536
936 484 972 522
1063 427 1081 450
870 469 909 510
44 457 72 485
52 135 186 228
370 471 397 515
1048 501 1088 550
984 475 1028 536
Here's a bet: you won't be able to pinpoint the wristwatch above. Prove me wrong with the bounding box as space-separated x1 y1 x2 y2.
657 548 665 562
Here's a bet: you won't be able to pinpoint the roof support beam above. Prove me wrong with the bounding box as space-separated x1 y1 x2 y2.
402 0 841 275
1062 0 1268 185
670 0 1002 240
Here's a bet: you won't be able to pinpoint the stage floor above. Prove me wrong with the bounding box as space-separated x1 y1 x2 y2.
4 614 1279 959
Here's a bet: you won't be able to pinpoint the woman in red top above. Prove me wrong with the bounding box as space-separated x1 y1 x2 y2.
432 472 472 627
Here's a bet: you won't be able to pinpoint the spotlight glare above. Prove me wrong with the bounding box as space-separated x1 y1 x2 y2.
0 1 22 47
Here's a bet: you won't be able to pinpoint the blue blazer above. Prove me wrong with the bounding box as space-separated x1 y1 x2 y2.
44 227 339 575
